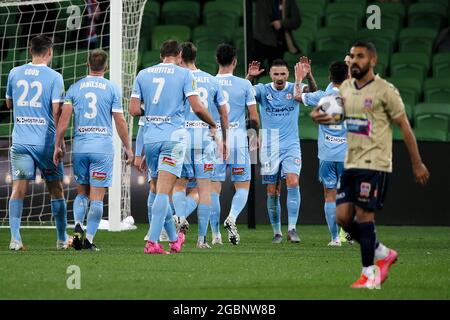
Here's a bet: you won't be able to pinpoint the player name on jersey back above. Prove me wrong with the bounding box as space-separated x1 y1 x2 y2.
80 81 107 90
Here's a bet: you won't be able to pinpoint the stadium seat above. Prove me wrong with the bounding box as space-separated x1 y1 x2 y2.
432 53 450 78
300 2 325 18
141 50 161 68
387 77 423 106
161 1 200 27
417 0 449 8
197 61 218 76
203 1 241 29
414 103 450 133
325 3 364 31
315 27 353 53
374 52 389 77
390 52 430 80
376 2 406 20
284 53 301 68
192 25 232 51
301 14 321 31
292 26 316 55
413 128 449 142
314 76 331 90
398 28 438 55
424 78 450 104
151 25 190 51
354 29 397 55
142 1 160 30
408 3 447 30
309 51 344 69
296 0 329 7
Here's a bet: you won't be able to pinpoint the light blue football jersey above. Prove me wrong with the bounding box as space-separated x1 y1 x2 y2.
302 83 347 162
65 75 122 154
132 62 198 144
254 82 303 150
184 69 226 148
6 63 65 146
215 74 256 148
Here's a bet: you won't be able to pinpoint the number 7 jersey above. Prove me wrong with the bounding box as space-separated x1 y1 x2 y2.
6 63 65 146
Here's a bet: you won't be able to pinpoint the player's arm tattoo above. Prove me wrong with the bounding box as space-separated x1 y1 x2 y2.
294 82 303 102
306 73 318 92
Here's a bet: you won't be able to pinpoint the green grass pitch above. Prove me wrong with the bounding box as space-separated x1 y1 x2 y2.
0 224 449 299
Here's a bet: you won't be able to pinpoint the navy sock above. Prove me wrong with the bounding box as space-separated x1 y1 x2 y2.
358 222 377 267
343 220 360 243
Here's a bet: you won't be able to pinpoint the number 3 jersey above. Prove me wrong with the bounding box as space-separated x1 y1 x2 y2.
6 63 65 146
65 75 123 154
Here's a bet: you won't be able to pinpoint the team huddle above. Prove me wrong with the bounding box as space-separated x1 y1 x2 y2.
5 35 430 289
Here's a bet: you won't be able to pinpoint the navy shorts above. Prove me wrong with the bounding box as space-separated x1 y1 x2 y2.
336 169 390 212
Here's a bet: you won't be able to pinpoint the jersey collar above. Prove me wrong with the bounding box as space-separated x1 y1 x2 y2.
271 82 288 91
216 73 233 77
28 62 47 67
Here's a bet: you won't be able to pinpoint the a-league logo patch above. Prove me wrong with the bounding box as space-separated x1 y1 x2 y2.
92 172 107 180
232 167 245 175
162 157 176 167
360 182 371 198
204 164 213 172
364 97 373 109
266 94 273 101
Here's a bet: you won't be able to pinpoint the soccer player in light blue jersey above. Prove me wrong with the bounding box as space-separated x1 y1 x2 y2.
130 40 217 254
211 43 260 245
246 58 314 244
296 60 349 246
171 42 229 248
54 49 133 251
5 35 68 250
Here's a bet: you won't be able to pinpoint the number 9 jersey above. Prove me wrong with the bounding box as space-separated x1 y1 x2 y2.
6 63 65 146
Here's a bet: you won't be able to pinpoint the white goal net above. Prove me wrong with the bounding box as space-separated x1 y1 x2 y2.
0 0 146 230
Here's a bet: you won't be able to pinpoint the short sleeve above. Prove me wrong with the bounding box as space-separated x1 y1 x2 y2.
184 70 199 98
51 73 65 103
245 80 256 106
64 85 74 105
302 90 326 107
385 84 405 120
111 83 123 113
5 69 13 99
253 83 264 103
131 74 142 100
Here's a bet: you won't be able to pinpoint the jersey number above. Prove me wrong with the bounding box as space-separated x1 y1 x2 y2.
17 80 43 108
84 92 97 119
191 87 208 112
152 78 165 104
222 90 231 114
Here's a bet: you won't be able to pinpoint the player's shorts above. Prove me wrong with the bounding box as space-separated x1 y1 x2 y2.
319 160 344 189
73 153 114 187
187 178 198 189
260 147 302 185
212 147 251 182
10 143 63 181
145 141 186 178
181 143 215 179
336 168 390 212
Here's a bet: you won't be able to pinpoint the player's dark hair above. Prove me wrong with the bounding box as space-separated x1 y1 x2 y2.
89 49 108 72
181 42 197 64
216 43 236 66
329 61 348 84
270 59 288 69
352 40 377 56
30 34 53 56
160 40 181 58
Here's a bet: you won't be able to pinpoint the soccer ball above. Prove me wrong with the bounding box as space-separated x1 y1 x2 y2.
318 94 345 124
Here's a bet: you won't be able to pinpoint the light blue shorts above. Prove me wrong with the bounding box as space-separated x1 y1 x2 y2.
73 153 113 187
10 143 63 181
260 147 302 185
145 141 186 178
181 143 215 179
319 160 344 189
212 147 251 182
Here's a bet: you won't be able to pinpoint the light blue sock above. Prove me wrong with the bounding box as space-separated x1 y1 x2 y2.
146 191 156 238
164 205 178 242
229 188 249 221
172 191 186 218
73 194 89 225
86 200 103 242
210 192 221 234
287 186 301 230
51 198 67 241
267 194 281 235
185 196 198 218
197 203 211 239
324 202 339 241
149 193 169 242
9 199 23 241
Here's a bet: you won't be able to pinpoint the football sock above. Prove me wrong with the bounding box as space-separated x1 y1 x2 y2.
343 220 361 243
229 188 249 221
86 200 103 243
210 192 221 235
375 242 389 260
358 221 377 267
197 204 211 238
73 194 89 226
164 205 178 242
9 198 23 241
267 194 281 235
185 195 198 218
287 186 301 230
172 191 186 218
324 201 339 240
146 191 156 238
149 193 169 242
51 198 67 241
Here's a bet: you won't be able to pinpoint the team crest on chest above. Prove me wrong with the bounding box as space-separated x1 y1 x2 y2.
285 93 293 100
363 97 373 109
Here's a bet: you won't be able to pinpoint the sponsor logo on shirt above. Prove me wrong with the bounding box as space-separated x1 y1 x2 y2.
185 121 209 129
359 182 371 198
346 117 371 136
162 156 176 167
77 126 107 134
16 117 46 125
265 106 295 117
204 163 214 172
232 167 245 175
92 171 107 180
325 134 347 144
146 116 171 124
